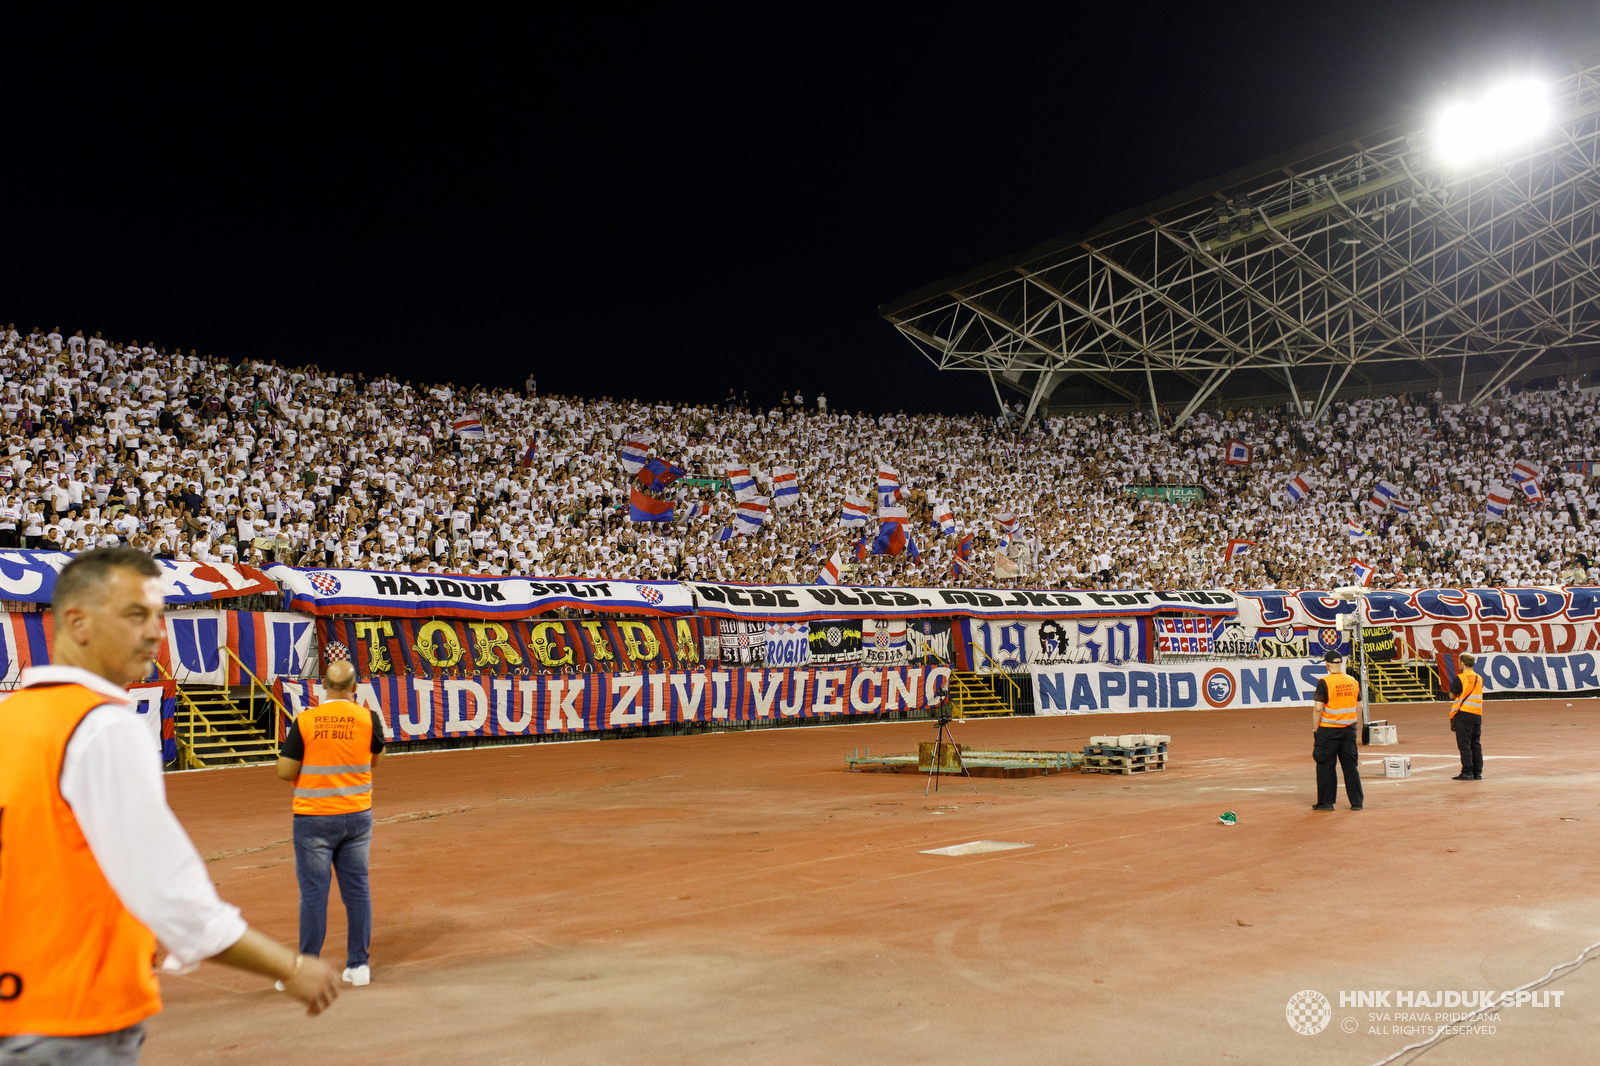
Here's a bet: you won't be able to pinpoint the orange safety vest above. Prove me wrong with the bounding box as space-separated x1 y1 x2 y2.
1452 668 1484 718
293 699 376 816
0 684 162 1037
1318 672 1361 728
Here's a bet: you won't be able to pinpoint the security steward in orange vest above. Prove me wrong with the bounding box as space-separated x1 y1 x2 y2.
1311 650 1364 811
276 659 385 987
1449 652 1485 780
0 548 338 1066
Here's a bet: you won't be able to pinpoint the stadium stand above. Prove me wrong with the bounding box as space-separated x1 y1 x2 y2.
1 323 1597 593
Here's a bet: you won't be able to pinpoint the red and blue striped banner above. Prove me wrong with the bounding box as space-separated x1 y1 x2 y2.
0 611 54 682
274 665 952 741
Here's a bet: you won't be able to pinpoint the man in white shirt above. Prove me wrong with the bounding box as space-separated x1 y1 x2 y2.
0 549 340 1062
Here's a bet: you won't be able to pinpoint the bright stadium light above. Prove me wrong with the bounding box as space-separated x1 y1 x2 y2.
1434 77 1553 165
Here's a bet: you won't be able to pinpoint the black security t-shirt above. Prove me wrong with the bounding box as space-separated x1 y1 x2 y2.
1313 679 1330 704
280 710 387 760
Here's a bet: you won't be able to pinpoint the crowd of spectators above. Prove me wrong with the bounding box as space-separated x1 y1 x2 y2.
1 322 1597 592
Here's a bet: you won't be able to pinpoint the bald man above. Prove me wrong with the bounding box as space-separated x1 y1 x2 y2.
276 660 385 987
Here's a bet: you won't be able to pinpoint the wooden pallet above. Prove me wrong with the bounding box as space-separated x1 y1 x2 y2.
1081 760 1167 776
1080 742 1169 776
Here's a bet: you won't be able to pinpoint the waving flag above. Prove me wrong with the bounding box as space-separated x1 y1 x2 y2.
1512 458 1543 485
1223 539 1254 564
1519 477 1546 503
1284 473 1313 503
639 457 686 490
734 496 770 535
867 521 917 558
1369 480 1401 510
522 441 537 465
628 486 674 523
1389 497 1413 515
932 500 955 535
1345 517 1367 540
1224 439 1253 465
677 501 711 520
992 511 1021 536
879 504 908 525
727 465 758 500
771 466 799 507
816 551 844 586
1351 558 1376 587
1486 483 1514 519
952 534 974 578
876 462 902 507
451 412 486 440
839 495 872 527
619 433 655 474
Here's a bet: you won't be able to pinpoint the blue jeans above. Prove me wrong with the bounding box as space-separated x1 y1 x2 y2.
0 1024 144 1064
293 810 373 967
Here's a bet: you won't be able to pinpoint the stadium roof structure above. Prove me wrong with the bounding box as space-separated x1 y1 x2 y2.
881 44 1600 427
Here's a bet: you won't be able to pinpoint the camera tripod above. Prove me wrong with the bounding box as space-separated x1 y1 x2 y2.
925 712 977 795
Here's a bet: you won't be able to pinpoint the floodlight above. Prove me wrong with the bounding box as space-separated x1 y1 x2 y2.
1434 78 1552 165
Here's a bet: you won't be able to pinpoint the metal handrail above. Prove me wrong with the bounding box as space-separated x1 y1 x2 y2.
223 647 287 756
966 645 1023 705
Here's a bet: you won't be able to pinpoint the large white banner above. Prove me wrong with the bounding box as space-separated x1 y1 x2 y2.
1030 659 1329 714
687 582 1236 622
268 566 693 620
1237 588 1600 628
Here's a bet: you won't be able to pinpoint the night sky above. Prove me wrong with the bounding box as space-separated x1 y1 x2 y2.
2 3 1594 414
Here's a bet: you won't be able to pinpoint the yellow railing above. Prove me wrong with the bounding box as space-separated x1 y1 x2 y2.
224 646 287 754
159 652 285 768
966 644 1022 710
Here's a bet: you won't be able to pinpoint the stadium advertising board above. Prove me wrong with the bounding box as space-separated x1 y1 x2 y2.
1030 660 1329 714
267 566 693 619
686 582 1236 621
0 550 276 605
317 616 716 677
275 665 953 740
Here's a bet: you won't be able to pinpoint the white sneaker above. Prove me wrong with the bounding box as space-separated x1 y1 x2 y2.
342 965 371 986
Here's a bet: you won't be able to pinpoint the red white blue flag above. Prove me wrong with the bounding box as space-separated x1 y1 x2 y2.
932 500 955 535
619 432 655 474
1223 538 1254 563
876 462 902 507
1351 558 1375 586
839 495 871 527
451 412 486 440
879 504 908 525
727 465 758 500
816 551 844 586
771 466 799 507
992 511 1020 536
734 496 769 534
1224 439 1252 465
1486 483 1514 518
